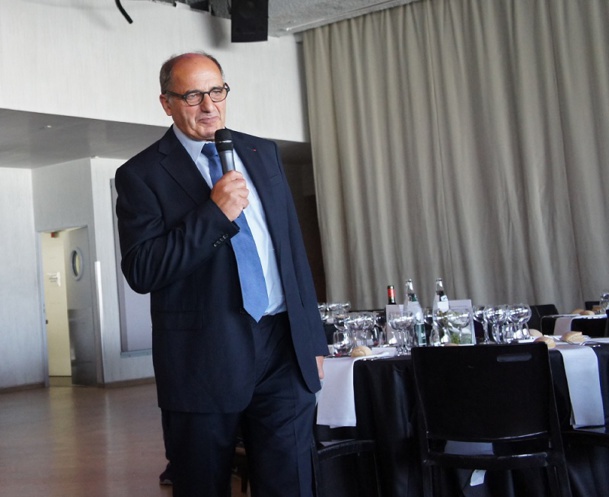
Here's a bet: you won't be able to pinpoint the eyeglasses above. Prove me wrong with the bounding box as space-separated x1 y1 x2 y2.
164 83 230 106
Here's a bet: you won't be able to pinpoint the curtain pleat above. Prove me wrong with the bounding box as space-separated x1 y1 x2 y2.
303 0 609 311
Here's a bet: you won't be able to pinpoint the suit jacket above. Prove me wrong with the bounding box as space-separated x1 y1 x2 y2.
115 127 328 413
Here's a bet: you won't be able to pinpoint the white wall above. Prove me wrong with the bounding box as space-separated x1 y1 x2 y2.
0 0 309 143
30 158 156 385
0 168 46 389
90 158 155 383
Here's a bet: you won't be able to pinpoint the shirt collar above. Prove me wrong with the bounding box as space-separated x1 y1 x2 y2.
171 125 211 164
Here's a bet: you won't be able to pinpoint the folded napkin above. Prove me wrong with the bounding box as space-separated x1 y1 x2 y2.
555 344 605 427
317 349 395 427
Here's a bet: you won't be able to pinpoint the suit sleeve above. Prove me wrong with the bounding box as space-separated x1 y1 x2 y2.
115 160 239 295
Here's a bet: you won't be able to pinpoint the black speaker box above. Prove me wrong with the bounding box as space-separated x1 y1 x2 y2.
231 0 268 43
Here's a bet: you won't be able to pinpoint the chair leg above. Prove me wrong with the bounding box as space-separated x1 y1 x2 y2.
420 464 435 497
547 463 573 497
233 446 248 494
311 442 324 497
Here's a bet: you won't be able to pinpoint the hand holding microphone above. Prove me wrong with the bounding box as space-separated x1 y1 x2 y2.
210 128 249 221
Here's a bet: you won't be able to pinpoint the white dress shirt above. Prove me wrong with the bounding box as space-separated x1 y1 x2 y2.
173 126 286 316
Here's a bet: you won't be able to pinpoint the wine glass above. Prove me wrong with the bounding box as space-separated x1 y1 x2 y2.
447 308 473 344
484 305 508 344
328 302 351 326
332 327 354 356
345 313 375 347
508 303 532 340
433 307 453 344
318 302 328 322
359 312 376 346
388 310 415 355
371 310 385 346
473 305 491 344
599 290 609 313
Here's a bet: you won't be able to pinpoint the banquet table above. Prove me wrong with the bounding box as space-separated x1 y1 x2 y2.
317 345 609 497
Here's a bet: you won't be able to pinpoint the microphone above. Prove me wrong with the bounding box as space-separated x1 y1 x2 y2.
215 128 235 174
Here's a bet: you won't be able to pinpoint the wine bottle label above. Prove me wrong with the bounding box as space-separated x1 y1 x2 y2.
387 285 396 305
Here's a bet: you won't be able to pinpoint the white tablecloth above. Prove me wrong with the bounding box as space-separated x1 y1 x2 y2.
554 315 580 335
555 344 605 427
316 348 395 427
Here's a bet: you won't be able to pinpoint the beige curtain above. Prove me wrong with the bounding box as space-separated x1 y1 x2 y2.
303 0 609 312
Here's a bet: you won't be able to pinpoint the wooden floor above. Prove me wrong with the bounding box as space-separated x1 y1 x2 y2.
0 381 246 497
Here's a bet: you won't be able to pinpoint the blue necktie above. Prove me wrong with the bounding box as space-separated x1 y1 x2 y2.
202 143 269 322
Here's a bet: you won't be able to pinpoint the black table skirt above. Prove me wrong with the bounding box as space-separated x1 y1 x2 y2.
319 345 609 497
541 315 607 337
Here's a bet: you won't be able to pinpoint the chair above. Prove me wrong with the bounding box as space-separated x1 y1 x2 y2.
312 439 381 497
411 343 572 497
563 425 609 448
234 428 381 497
562 310 609 447
585 300 600 311
233 438 249 494
529 304 559 331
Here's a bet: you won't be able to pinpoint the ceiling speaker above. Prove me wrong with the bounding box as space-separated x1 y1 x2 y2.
231 0 268 43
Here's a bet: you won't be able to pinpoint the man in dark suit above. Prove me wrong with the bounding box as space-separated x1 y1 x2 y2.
115 52 328 497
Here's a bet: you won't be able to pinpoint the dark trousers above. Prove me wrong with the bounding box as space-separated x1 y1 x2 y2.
166 313 317 497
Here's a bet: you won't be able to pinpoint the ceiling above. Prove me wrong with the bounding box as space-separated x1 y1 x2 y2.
268 0 415 36
181 0 416 37
1 0 415 170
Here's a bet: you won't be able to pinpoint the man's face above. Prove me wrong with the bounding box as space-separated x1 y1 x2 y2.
159 55 227 141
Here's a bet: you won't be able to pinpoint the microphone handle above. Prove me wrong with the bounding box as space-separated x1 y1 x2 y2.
218 149 236 174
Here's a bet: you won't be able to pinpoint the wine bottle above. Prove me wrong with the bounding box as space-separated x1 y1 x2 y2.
404 279 426 346
387 285 397 305
433 277 449 309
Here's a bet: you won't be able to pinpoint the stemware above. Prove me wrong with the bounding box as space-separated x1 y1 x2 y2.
508 303 532 340
484 305 508 344
332 327 354 356
371 310 386 346
345 312 375 347
317 302 328 322
327 302 352 355
387 310 416 355
599 290 609 313
432 307 454 344
473 305 491 344
423 307 441 346
328 301 350 319
447 307 473 344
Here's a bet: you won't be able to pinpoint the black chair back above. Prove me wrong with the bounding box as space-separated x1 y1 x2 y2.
312 439 380 497
528 303 559 330
412 343 572 497
415 344 551 442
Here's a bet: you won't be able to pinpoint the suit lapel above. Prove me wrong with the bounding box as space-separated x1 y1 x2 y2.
234 136 282 219
233 133 287 249
158 128 210 204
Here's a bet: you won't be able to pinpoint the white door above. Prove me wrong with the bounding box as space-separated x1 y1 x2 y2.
64 227 98 385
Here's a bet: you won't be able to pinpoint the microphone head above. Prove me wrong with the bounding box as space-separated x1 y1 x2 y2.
215 128 234 152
